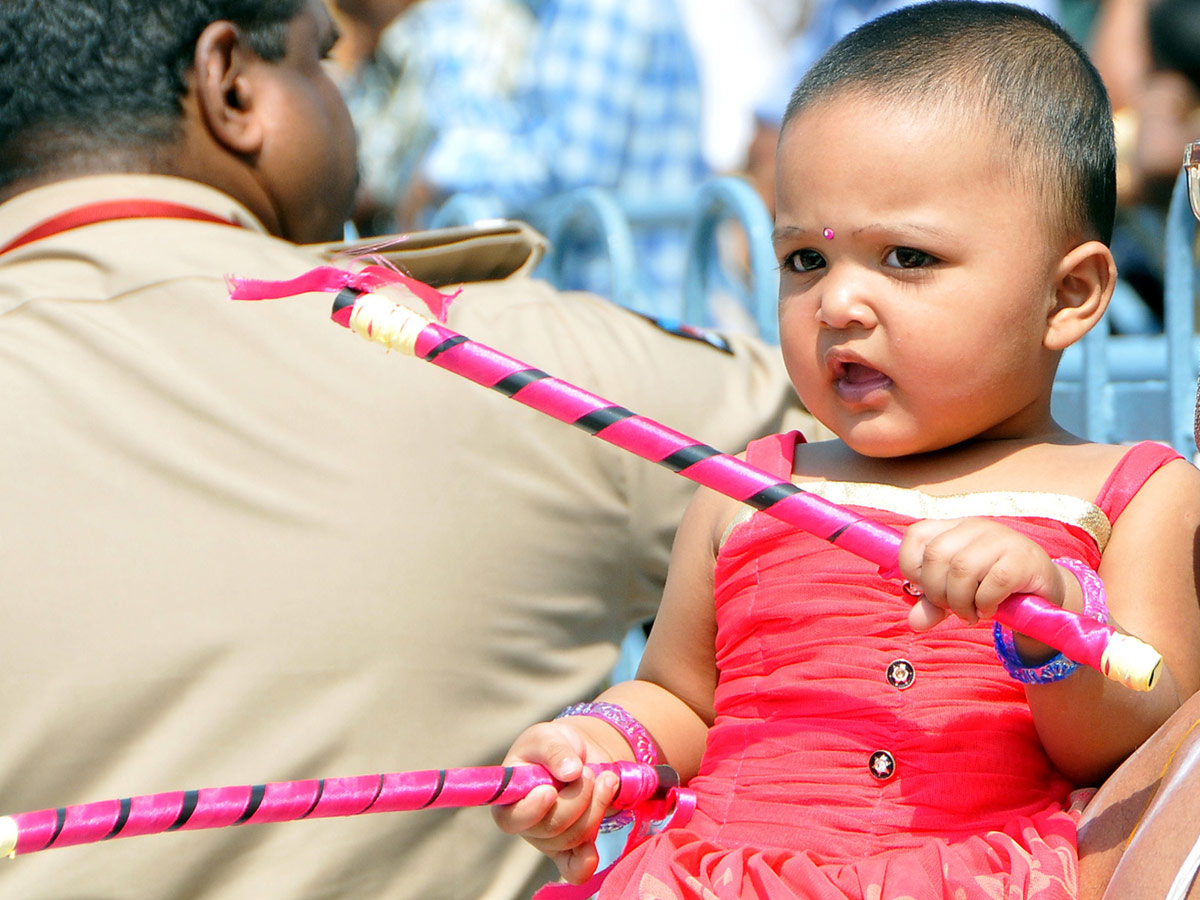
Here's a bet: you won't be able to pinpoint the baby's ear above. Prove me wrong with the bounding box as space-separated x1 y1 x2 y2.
1043 240 1116 351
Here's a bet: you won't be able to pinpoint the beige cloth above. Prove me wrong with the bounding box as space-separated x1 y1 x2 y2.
0 175 822 899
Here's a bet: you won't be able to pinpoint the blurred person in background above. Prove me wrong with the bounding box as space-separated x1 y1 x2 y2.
341 0 710 319
673 0 813 177
332 0 536 237
0 0 823 896
1090 0 1200 322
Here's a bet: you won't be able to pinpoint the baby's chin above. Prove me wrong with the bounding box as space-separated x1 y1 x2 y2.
833 422 955 460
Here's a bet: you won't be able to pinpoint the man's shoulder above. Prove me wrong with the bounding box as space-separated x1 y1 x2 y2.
447 278 744 361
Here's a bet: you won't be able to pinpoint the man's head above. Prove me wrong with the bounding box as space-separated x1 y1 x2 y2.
0 0 357 243
781 1 1116 248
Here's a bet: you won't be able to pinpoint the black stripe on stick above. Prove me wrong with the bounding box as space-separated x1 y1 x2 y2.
744 481 802 511
360 775 386 814
332 286 364 317
573 406 636 434
826 522 853 543
46 808 66 848
485 768 515 805
492 369 550 396
659 444 722 473
236 785 266 825
418 770 447 809
299 780 326 819
168 791 199 831
104 798 131 840
423 335 468 362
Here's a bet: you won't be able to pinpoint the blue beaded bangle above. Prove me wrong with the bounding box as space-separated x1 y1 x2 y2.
993 622 1080 683
993 556 1107 685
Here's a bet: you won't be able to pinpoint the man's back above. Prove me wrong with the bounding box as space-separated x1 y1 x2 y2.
0 173 807 897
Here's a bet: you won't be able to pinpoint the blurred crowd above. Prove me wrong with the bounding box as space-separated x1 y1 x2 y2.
325 0 1199 325
1090 0 1200 323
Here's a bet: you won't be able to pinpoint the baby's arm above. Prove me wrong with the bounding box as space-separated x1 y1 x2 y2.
1036 456 1200 782
493 486 728 883
899 458 1200 784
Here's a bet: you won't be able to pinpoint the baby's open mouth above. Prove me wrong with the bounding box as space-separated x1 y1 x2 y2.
833 361 892 400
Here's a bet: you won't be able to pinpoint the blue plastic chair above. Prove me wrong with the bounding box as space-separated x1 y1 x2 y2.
682 177 780 344
1050 169 1198 454
1163 167 1198 455
528 187 641 311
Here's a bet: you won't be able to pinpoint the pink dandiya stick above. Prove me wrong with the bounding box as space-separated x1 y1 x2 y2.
320 286 1162 692
0 761 676 858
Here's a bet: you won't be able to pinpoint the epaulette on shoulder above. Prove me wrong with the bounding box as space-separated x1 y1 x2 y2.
634 313 734 354
313 220 547 287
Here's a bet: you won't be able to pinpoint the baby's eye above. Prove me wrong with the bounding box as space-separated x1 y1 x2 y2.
884 247 937 268
781 248 826 273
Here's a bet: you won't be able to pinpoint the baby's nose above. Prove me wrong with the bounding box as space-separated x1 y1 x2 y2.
816 277 877 329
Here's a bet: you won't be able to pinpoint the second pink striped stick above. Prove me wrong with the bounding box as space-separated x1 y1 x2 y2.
327 287 1162 692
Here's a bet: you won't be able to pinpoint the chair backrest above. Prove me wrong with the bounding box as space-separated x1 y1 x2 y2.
1163 168 1197 455
681 177 779 344
1052 170 1198 456
527 188 641 310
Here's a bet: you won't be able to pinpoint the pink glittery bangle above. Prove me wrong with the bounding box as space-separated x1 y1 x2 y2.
556 702 658 765
1054 556 1108 624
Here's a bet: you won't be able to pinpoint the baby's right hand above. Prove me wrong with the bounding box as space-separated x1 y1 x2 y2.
492 720 624 885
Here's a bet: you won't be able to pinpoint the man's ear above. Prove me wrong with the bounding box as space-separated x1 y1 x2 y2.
1044 240 1117 351
192 21 264 157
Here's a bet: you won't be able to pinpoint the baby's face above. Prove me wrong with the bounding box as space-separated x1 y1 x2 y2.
773 92 1063 458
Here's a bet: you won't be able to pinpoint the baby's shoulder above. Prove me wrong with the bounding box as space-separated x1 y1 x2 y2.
1006 440 1193 507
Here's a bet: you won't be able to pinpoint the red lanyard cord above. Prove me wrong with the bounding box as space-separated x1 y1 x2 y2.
0 199 242 256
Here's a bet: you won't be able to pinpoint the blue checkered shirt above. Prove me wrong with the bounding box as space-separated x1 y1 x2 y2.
342 0 535 234
423 0 710 315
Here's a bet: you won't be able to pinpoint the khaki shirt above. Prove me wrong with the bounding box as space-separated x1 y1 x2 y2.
0 175 821 899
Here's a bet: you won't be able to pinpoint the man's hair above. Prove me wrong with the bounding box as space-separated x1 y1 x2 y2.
782 1 1116 245
0 0 306 187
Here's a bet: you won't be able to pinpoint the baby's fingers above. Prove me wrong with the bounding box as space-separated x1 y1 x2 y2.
549 844 602 886
528 769 622 883
897 518 963 583
907 596 949 632
492 782 562 836
502 721 588 781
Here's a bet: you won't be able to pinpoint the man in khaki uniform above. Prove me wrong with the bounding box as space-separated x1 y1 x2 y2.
0 1 821 897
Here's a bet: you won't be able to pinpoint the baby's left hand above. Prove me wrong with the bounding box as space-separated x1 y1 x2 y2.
898 518 1069 632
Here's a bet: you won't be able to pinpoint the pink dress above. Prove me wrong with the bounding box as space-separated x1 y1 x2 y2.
600 434 1181 900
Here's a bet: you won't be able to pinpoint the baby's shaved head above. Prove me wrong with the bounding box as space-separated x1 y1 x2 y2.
783 1 1115 246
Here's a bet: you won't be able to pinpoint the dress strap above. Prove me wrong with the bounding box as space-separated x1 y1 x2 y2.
719 432 808 549
1093 441 1184 524
744 430 807 478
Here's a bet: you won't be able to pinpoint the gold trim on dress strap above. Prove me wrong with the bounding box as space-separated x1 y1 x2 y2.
718 482 1111 552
